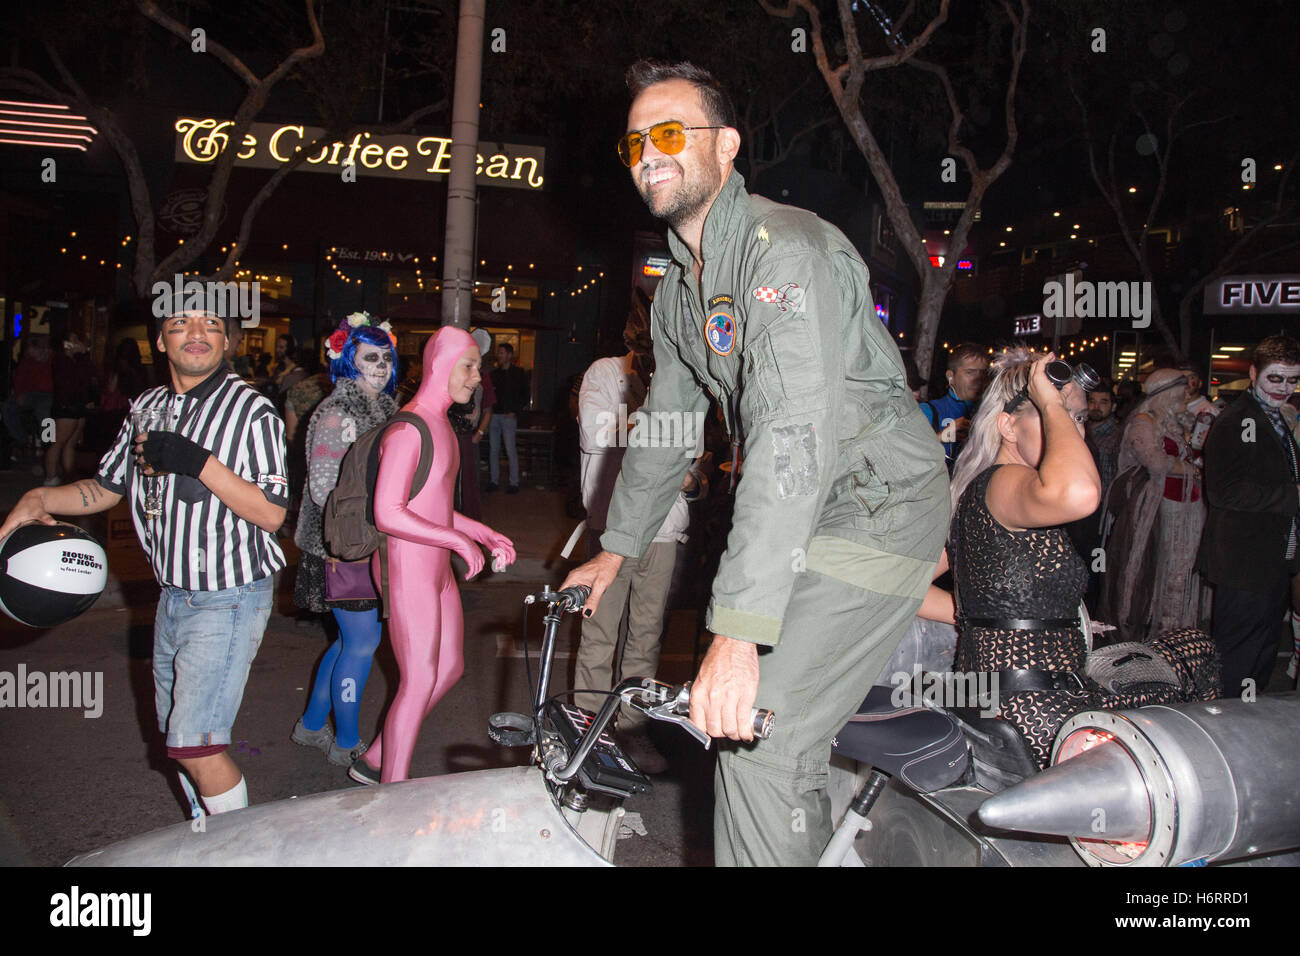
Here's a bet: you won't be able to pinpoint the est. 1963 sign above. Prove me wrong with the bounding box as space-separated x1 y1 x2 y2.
174 117 545 190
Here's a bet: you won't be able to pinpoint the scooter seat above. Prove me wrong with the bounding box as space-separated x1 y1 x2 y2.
832 686 970 793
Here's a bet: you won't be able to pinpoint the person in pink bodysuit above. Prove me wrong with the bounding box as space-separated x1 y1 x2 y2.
348 327 516 784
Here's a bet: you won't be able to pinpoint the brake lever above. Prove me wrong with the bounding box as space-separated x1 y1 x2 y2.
624 680 713 749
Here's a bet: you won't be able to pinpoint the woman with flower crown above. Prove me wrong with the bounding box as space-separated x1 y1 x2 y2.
290 313 400 767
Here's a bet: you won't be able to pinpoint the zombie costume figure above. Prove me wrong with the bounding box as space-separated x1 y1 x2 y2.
1099 369 1205 641
563 62 949 866
1198 337 1300 697
349 327 516 784
291 315 399 767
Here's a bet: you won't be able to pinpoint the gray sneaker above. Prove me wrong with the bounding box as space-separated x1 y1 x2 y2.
328 738 369 768
291 718 334 755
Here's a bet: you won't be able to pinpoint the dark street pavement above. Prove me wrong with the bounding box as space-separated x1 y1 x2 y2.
0 456 715 867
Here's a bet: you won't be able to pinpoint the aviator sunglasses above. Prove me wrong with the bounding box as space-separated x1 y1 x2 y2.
617 121 724 167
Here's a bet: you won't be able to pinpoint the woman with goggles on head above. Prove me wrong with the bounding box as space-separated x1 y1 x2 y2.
921 348 1219 775
923 349 1099 770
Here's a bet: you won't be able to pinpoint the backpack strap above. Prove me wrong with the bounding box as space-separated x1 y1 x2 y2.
383 411 436 499
372 411 436 620
364 411 436 521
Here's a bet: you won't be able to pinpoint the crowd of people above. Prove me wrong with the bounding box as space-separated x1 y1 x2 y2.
2 58 1297 868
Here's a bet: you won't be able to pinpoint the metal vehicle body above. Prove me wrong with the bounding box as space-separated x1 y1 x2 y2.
68 586 1300 868
69 586 763 867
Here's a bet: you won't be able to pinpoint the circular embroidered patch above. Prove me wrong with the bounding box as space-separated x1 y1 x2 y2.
706 311 735 355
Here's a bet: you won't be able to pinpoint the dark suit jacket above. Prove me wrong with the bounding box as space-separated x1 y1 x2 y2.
1196 391 1300 593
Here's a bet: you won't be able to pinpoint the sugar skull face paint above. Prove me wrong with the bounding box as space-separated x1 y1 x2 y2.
1250 362 1300 409
355 343 393 395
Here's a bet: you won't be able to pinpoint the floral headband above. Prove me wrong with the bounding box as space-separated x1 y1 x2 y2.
326 311 396 360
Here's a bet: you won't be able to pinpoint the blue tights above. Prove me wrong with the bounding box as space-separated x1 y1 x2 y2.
302 608 383 749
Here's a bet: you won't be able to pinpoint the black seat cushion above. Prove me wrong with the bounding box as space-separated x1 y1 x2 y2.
832 686 970 793
949 706 1040 792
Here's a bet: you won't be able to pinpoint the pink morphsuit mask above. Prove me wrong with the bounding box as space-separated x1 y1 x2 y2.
362 327 516 782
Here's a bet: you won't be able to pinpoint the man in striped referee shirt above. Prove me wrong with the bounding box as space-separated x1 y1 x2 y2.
0 310 288 818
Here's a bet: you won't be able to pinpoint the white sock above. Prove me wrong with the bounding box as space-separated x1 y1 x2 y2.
202 775 248 815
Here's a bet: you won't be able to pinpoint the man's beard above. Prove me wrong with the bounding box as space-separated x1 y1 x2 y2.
638 159 720 228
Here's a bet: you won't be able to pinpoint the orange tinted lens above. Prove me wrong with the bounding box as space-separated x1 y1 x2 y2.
618 132 643 166
649 122 686 155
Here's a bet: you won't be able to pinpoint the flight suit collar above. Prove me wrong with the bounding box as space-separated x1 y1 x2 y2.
665 169 750 271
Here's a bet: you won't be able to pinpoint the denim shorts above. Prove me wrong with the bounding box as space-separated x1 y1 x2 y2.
153 576 274 748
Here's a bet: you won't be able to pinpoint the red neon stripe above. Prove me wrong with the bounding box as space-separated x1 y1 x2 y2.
0 108 91 122
0 128 93 141
0 115 96 132
0 99 71 110
0 138 87 151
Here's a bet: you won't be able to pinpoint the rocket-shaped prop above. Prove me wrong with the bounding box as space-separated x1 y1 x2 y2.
977 693 1300 866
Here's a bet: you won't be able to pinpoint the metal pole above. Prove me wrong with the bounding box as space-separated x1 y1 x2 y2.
376 1 390 123
441 0 485 330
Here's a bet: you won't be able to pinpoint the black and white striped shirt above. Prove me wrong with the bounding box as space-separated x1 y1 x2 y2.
97 366 289 591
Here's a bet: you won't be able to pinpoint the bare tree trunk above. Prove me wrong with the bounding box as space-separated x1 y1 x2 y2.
761 0 1029 378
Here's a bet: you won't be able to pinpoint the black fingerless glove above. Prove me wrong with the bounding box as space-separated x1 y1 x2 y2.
141 432 211 478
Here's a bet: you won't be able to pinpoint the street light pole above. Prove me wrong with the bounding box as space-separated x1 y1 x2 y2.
441 0 485 330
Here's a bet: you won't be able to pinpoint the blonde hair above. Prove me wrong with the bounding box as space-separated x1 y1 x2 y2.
949 346 1039 508
1129 368 1188 432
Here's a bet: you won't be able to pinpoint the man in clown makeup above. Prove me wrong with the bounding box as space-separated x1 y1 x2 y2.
1198 335 1300 697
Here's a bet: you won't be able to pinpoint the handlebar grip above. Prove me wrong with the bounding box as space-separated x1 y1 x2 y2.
555 584 591 611
676 682 774 739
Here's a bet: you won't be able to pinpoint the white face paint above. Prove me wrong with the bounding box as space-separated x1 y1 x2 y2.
1251 362 1300 409
354 343 393 396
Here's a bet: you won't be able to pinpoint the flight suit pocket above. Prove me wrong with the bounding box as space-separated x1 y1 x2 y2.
852 460 890 515
832 456 905 538
819 457 893 531
752 316 824 414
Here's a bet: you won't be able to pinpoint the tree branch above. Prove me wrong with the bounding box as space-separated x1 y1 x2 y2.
148 0 326 287
37 44 162 296
214 99 448 280
1176 145 1300 348
137 0 260 88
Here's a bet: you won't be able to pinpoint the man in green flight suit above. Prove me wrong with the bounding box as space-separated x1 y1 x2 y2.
561 60 949 866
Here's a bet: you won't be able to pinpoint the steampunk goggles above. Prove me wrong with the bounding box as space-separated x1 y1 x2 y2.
617 121 724 167
1004 360 1101 413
